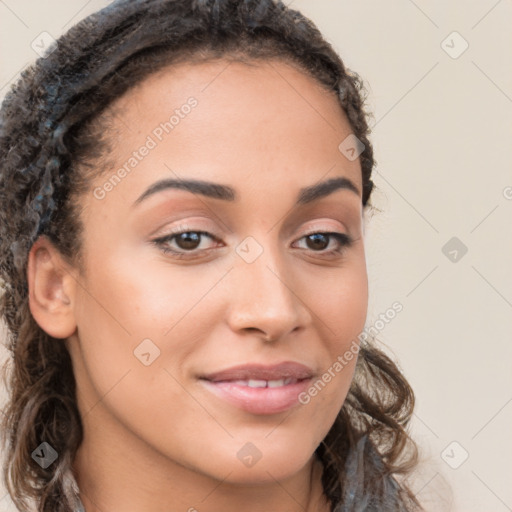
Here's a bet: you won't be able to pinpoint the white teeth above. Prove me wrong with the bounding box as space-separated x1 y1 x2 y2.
247 379 267 388
267 379 285 388
231 380 249 386
227 378 297 388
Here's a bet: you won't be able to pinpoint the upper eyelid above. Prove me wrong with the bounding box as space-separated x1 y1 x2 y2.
161 226 349 240
160 216 350 237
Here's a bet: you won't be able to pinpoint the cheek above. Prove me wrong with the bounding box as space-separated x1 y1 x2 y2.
72 249 227 387
296 255 368 423
307 251 369 343
71 255 224 451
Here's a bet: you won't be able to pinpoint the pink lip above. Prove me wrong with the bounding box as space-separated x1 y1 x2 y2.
201 362 314 382
199 362 314 415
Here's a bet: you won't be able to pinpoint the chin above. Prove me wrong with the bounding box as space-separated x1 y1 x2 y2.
189 437 319 485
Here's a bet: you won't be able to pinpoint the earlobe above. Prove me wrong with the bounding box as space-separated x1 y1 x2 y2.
27 235 78 339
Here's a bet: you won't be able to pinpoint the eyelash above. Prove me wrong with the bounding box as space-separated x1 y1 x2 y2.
152 227 353 260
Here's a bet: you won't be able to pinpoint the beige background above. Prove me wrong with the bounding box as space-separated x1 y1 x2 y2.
1 1 511 511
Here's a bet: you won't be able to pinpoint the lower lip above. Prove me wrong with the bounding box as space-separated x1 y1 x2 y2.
199 378 312 415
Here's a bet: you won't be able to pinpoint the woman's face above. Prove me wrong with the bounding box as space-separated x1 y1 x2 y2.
67 59 368 486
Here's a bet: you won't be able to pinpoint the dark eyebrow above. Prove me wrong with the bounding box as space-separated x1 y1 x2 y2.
296 177 360 204
133 178 236 206
133 176 360 207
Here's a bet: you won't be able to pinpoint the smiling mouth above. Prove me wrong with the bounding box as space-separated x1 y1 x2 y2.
220 377 300 388
198 362 314 415
200 361 314 382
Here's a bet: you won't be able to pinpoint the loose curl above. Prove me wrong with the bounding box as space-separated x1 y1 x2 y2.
0 0 422 510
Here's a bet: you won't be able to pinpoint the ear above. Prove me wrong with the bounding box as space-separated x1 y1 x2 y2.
27 235 78 339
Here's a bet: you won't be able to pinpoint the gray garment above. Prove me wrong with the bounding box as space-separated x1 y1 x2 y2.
75 497 85 512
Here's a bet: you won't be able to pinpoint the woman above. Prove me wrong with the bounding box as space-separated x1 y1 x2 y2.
0 0 422 510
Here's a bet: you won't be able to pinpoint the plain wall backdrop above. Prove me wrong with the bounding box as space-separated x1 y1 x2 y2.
1 1 511 511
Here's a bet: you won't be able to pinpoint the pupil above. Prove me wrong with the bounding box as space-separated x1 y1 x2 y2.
307 233 328 250
177 232 200 250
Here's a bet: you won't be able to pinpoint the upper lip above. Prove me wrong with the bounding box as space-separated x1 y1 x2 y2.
201 362 315 382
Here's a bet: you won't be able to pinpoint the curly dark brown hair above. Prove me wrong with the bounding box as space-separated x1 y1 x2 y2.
0 0 422 511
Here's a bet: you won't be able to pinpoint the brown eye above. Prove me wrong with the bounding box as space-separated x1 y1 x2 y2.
174 232 202 250
153 230 219 258
294 232 353 256
305 233 329 251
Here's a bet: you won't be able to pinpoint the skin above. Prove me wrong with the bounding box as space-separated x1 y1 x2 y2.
28 59 368 512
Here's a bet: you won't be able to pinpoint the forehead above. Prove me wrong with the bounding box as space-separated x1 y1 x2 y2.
89 58 362 207
114 57 337 116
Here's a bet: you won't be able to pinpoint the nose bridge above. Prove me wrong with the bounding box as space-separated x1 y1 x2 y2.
226 234 309 339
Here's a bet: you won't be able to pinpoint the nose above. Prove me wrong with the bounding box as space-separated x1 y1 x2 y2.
225 242 312 343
